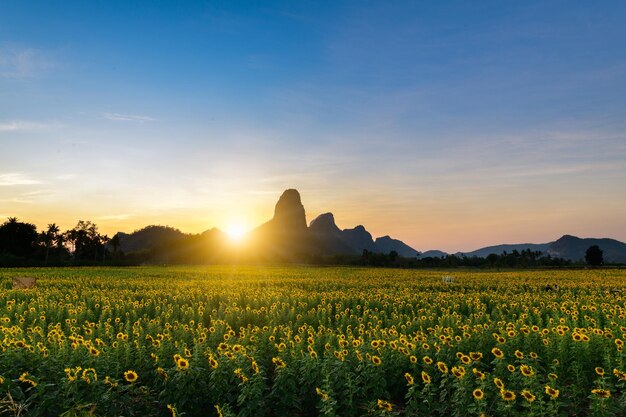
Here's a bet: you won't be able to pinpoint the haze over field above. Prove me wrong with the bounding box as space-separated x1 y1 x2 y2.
1 1 626 252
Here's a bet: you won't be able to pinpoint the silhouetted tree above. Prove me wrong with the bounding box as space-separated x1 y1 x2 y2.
64 220 107 262
0 217 38 258
585 245 603 266
40 223 62 265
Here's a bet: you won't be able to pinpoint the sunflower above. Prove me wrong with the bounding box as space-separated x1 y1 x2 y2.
613 368 626 381
176 357 189 370
469 352 483 361
421 371 431 385
208 356 219 369
18 372 37 387
157 367 168 381
494 378 505 389
521 389 536 403
124 370 138 383
272 357 286 369
595 367 605 376
167 404 178 417
404 372 414 385
377 399 393 412
507 364 515 373
500 390 516 402
437 361 448 374
520 365 535 377
592 389 611 399
545 385 559 399
491 347 504 359
514 350 524 359
371 355 382 366
472 368 486 380
423 356 433 365
472 388 484 400
451 366 466 379
315 387 329 401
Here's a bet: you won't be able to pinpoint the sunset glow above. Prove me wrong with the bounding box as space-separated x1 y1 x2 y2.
225 223 248 243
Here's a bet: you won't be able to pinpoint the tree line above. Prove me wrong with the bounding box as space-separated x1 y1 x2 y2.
0 217 610 268
316 246 607 268
0 218 117 266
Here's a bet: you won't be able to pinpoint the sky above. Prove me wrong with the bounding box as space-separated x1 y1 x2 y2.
1 1 626 252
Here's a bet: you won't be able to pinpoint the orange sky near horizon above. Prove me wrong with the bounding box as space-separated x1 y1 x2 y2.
3 184 624 253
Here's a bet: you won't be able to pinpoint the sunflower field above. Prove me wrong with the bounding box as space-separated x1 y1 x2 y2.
1 266 626 417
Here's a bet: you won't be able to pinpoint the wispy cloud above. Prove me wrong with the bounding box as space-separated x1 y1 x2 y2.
0 120 61 132
0 45 55 78
102 113 156 122
0 172 43 186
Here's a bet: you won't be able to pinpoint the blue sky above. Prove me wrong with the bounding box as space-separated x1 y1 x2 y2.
1 1 625 251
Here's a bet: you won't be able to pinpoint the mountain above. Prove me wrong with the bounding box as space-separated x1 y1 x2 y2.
247 189 314 260
110 189 419 260
113 225 187 253
308 213 421 256
463 243 550 258
414 235 626 263
417 250 448 259
341 225 379 253
548 235 626 263
309 213 357 255
270 188 308 232
375 236 420 257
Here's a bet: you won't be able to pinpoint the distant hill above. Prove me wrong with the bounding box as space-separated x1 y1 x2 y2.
417 250 448 259
375 236 420 257
548 235 626 263
113 225 187 253
463 243 550 258
415 235 626 263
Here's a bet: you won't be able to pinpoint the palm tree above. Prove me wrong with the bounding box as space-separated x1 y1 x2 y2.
41 223 60 265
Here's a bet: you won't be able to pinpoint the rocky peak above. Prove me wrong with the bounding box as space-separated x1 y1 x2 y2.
342 225 378 252
272 189 307 231
309 213 341 235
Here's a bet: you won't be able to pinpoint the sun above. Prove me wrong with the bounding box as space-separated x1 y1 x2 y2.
225 223 248 243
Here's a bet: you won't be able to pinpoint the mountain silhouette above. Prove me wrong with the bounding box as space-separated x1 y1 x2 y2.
419 235 626 262
375 236 420 257
112 189 420 260
547 235 626 263
109 189 626 264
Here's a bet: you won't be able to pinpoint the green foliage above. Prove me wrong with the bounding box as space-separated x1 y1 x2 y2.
0 266 624 416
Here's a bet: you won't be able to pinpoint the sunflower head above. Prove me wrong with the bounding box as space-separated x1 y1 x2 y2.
472 388 484 401
124 370 138 383
521 389 536 403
